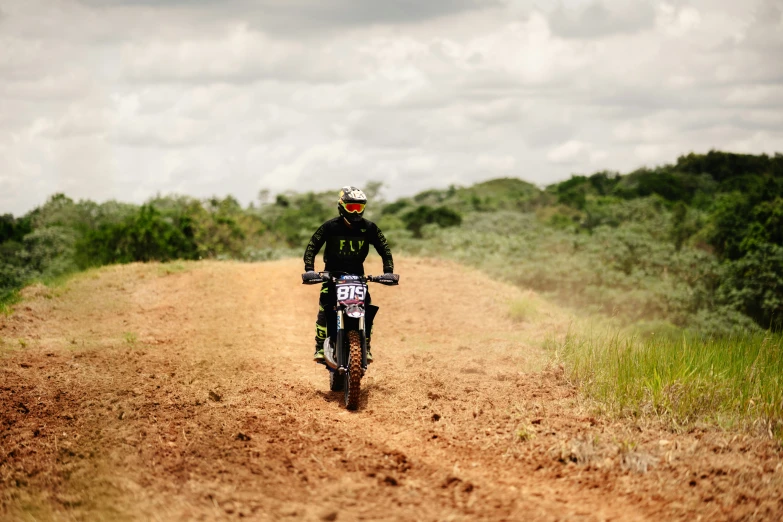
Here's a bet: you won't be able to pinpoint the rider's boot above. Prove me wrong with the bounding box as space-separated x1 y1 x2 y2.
314 323 327 362
366 337 373 363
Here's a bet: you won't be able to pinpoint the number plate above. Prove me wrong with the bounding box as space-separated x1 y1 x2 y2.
336 283 366 302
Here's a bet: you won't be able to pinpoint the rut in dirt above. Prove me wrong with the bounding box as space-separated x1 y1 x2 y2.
1 258 782 521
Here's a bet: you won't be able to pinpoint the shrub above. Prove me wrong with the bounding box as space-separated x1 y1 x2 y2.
401 205 462 238
78 204 198 265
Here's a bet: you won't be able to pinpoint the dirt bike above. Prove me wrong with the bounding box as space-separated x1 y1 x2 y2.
302 271 399 410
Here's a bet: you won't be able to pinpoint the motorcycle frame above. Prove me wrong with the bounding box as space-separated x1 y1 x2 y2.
323 310 367 373
303 270 392 374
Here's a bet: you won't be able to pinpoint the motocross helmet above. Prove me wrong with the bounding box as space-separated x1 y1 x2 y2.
338 186 367 223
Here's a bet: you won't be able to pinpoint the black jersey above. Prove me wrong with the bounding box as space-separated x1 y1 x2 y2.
303 217 394 275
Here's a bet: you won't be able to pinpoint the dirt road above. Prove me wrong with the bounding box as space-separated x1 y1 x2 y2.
1 258 781 521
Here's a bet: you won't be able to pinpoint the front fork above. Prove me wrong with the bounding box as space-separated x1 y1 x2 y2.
325 311 367 373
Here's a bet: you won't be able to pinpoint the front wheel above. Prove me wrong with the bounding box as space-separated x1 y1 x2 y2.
344 330 363 410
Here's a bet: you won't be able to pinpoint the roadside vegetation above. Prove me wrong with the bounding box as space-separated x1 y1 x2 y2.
553 330 783 438
2 150 781 433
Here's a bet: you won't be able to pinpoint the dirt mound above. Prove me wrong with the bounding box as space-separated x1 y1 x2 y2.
1 258 781 521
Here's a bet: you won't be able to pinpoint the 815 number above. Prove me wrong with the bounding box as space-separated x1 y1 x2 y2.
337 284 365 301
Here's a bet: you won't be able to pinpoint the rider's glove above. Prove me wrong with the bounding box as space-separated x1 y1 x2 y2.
302 271 321 284
377 273 399 285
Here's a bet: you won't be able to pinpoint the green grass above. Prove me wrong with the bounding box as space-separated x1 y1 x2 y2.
158 261 191 276
553 330 783 437
508 298 538 323
39 270 77 289
0 289 22 315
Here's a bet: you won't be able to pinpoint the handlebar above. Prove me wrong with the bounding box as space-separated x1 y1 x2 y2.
302 271 399 286
368 273 400 285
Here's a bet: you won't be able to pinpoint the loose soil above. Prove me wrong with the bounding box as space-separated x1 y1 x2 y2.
1 258 781 521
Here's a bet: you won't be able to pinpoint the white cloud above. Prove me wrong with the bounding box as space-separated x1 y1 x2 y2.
723 85 783 108
120 25 341 84
657 4 702 37
548 140 587 163
0 0 781 215
589 149 608 163
475 154 517 172
634 144 662 163
547 139 609 166
728 131 782 154
404 155 439 173
548 0 657 39
263 142 364 191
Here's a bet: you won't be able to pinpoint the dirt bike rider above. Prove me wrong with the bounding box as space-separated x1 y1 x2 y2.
303 186 394 363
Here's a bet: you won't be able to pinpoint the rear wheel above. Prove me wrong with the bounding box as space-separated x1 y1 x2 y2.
344 330 363 410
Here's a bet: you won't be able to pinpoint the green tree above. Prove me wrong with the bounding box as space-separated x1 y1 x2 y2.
19 226 77 276
719 243 783 330
708 192 751 260
670 201 690 251
402 205 462 238
79 204 198 265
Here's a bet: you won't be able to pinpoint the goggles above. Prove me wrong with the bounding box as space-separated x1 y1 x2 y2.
341 201 365 213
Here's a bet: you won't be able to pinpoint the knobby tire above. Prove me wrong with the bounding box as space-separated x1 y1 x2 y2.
344 330 362 410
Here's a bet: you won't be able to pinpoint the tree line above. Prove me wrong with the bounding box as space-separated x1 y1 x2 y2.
2 151 781 332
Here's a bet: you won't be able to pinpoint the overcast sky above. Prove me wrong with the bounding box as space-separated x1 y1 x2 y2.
1 0 781 214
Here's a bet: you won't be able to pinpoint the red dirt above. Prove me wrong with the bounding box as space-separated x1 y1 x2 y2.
1 258 781 521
